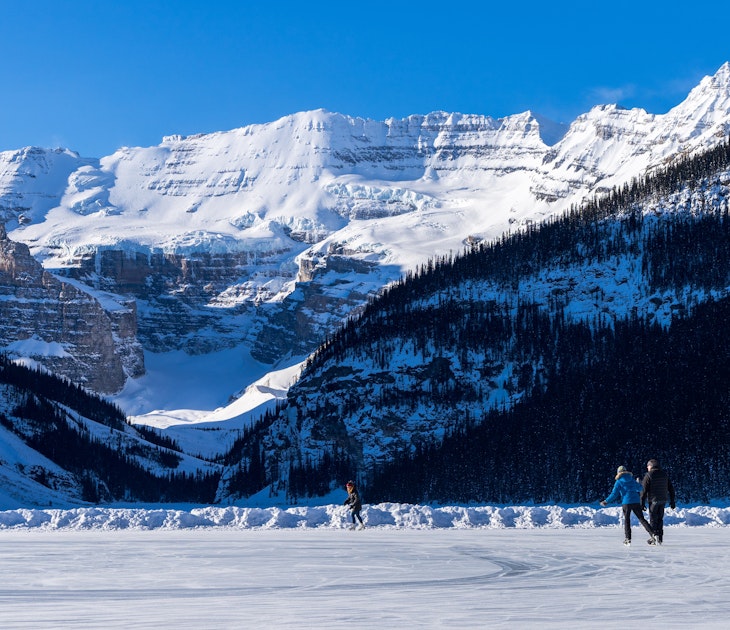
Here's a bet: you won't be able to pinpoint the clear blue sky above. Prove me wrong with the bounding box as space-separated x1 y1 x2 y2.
1 0 728 157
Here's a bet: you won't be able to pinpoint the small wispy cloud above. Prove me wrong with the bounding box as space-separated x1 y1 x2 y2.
586 67 714 114
587 84 637 105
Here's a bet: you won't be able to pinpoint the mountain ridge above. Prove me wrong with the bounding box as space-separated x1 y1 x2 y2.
1 63 730 410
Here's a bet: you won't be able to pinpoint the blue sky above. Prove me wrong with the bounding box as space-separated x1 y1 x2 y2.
1 0 728 157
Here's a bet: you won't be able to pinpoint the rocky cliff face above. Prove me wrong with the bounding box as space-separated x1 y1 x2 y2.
2 64 730 393
0 224 143 392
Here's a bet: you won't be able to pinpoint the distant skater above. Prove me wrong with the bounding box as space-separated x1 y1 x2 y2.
641 458 676 545
344 481 365 530
601 466 656 545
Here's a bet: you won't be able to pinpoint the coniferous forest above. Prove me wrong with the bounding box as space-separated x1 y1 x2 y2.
224 137 730 505
0 355 220 503
366 296 730 504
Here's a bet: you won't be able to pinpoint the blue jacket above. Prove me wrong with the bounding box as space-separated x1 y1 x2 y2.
604 472 642 505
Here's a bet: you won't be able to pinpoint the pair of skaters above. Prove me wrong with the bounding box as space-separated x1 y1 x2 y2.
600 459 676 545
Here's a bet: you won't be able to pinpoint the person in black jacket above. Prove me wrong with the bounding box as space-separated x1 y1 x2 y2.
343 481 365 530
641 459 676 545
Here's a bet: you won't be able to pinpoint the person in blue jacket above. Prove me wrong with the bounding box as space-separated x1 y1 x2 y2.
600 466 656 545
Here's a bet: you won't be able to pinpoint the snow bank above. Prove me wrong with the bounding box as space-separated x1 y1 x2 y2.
1 503 729 530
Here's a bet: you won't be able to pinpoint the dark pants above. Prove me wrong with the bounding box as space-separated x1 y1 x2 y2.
622 503 654 540
351 509 363 525
648 502 666 541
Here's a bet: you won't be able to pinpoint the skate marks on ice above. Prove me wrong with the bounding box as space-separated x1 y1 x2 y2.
0 528 728 628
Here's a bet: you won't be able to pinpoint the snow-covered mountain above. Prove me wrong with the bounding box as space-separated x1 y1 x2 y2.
2 63 730 411
232 142 730 504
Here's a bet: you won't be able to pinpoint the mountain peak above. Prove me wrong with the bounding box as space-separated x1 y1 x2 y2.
711 61 730 85
660 62 730 145
684 62 730 101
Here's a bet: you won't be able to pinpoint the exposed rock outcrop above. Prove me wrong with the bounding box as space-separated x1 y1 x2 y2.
0 224 143 392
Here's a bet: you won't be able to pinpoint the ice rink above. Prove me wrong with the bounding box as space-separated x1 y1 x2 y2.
1 527 727 628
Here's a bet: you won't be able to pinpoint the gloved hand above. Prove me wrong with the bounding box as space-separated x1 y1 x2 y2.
600 501 607 507
670 503 676 510
641 504 646 511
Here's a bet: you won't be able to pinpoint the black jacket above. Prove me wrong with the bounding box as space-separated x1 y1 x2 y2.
344 489 362 512
641 467 676 507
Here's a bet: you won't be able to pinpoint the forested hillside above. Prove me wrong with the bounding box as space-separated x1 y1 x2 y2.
221 138 730 504
0 356 220 505
368 296 730 503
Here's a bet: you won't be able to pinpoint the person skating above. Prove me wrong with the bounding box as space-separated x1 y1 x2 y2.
641 458 676 545
600 466 656 545
343 481 365 530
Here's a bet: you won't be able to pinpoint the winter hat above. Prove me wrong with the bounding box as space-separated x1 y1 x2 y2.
346 480 355 488
616 466 628 475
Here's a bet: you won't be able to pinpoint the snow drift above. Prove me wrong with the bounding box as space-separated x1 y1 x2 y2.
0 503 728 530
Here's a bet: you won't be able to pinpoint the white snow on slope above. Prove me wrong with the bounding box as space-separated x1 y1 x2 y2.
11 63 730 272
115 349 304 457
1 63 729 431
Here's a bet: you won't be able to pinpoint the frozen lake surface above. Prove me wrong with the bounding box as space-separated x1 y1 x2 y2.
1 526 728 628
